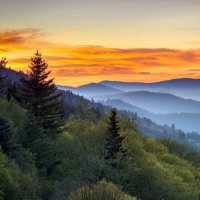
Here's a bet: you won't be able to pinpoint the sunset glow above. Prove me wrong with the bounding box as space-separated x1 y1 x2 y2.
1 0 200 86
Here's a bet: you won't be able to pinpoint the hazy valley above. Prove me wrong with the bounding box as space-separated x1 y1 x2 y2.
58 79 200 134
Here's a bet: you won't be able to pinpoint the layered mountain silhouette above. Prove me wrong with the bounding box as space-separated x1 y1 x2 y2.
100 79 200 101
58 79 200 133
57 83 123 97
59 78 200 101
92 91 200 114
100 78 200 93
101 99 156 120
102 99 200 133
2 66 200 133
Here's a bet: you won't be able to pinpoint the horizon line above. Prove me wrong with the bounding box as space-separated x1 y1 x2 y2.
56 77 200 87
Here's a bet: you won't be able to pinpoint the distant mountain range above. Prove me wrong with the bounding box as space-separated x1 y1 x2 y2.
2 66 200 133
59 78 200 101
101 78 200 94
92 91 200 114
57 79 200 133
100 79 200 101
57 83 123 97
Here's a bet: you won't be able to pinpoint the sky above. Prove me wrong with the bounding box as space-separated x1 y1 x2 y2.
1 0 200 86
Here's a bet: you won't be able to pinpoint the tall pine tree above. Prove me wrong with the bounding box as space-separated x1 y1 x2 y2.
104 109 127 162
18 51 63 137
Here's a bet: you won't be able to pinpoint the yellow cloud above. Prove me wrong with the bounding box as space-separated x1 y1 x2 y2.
1 29 200 86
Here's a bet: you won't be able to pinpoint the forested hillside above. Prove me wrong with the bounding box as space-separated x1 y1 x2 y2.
1 54 200 199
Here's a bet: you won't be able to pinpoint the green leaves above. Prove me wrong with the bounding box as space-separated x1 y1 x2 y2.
68 179 135 200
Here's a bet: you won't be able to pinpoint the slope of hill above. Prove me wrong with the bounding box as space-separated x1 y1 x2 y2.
55 88 200 137
101 99 159 121
158 113 200 133
57 83 123 97
100 80 152 92
92 91 200 114
173 91 200 101
2 67 27 83
100 78 200 100
57 85 74 91
100 78 200 93
101 99 200 133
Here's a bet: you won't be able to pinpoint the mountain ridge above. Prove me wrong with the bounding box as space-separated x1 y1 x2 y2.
58 78 200 100
102 99 200 133
100 78 200 94
2 67 200 133
57 82 124 97
92 91 200 114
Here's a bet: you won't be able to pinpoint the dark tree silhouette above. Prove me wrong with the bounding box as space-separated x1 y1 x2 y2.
104 109 127 162
0 115 13 153
18 51 63 137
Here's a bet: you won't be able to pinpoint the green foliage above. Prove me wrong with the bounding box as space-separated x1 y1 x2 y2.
0 149 39 200
68 179 135 200
74 154 107 183
91 115 108 158
143 137 168 155
0 115 13 154
76 97 96 122
0 98 26 134
5 157 40 200
56 110 200 200
9 146 37 176
49 177 86 200
19 114 60 177
2 96 200 200
66 115 96 156
104 109 127 163
157 138 200 167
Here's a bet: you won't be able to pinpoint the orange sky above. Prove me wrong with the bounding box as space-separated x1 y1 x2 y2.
1 1 200 86
1 29 200 86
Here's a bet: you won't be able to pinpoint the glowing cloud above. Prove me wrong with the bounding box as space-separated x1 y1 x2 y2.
1 29 200 86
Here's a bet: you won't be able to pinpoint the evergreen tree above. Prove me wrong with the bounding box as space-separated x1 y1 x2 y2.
104 109 127 162
19 114 60 176
0 115 13 153
18 51 63 137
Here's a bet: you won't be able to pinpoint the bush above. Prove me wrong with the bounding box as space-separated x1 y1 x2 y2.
68 179 135 200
